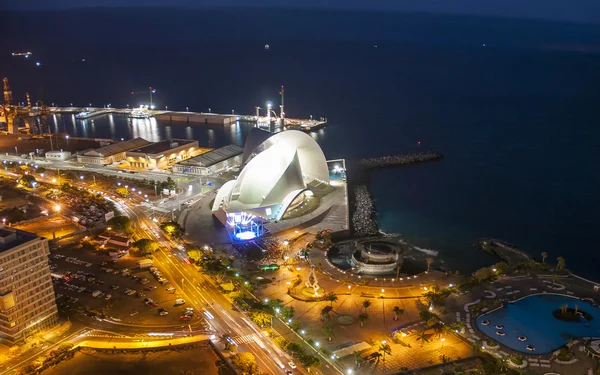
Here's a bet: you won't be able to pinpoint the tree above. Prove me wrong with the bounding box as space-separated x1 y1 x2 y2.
18 175 37 188
107 215 134 234
160 220 185 239
353 351 361 369
416 330 430 347
116 187 130 197
159 177 178 191
378 343 392 363
492 262 509 275
426 257 434 272
358 312 369 328
392 306 404 321
557 256 566 271
474 267 494 283
325 293 338 307
541 252 548 263
551 273 559 287
300 354 321 371
281 306 295 320
249 311 272 327
362 299 371 313
322 325 334 341
132 238 159 255
321 306 333 321
187 249 202 263
231 352 261 375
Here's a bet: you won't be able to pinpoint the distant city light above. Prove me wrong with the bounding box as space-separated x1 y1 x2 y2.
36 62 41 66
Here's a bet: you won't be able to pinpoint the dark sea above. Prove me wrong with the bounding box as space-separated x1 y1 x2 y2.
1 8 600 279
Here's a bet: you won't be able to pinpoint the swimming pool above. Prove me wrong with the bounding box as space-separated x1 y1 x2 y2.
476 294 600 354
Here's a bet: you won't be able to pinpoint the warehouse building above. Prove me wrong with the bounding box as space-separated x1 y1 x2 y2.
173 144 243 176
76 138 151 165
124 139 206 170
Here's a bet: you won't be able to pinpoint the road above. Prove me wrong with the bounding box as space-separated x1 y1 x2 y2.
120 202 303 375
2 163 341 375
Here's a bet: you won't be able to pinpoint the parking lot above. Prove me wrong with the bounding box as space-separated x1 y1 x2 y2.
50 244 206 326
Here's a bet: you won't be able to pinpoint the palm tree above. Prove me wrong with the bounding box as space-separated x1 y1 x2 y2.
416 330 430 347
322 325 334 341
541 252 548 263
353 351 361 369
362 299 371 313
396 265 401 280
392 306 404 321
372 352 383 364
557 256 566 271
325 293 338 307
426 257 434 272
551 273 559 287
378 343 392 363
358 312 369 328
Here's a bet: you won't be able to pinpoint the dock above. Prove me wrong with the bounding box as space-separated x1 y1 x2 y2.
49 107 327 131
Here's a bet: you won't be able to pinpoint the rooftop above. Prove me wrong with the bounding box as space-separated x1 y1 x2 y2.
127 139 196 155
84 138 150 157
0 226 40 254
177 144 243 168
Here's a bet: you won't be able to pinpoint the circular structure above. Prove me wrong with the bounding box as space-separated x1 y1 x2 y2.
526 345 536 351
496 331 506 336
350 240 404 275
481 320 490 326
336 315 355 325
518 336 527 342
495 325 504 330
300 287 325 297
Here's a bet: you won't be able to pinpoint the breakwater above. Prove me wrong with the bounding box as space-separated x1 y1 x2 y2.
356 151 443 169
475 238 531 265
347 151 443 237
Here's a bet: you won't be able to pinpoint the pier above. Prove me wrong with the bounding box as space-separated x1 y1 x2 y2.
49 107 327 131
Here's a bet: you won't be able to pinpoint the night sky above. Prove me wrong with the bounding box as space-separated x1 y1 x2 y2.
4 0 600 24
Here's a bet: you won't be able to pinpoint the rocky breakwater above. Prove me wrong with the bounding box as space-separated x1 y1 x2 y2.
348 151 443 237
475 238 531 265
356 151 443 169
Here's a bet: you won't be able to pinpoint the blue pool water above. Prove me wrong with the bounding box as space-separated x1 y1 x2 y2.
476 294 600 354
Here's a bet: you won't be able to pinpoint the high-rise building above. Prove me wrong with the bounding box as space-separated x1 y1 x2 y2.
0 227 58 343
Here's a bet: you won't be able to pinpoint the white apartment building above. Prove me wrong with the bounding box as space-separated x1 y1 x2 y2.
0 227 58 343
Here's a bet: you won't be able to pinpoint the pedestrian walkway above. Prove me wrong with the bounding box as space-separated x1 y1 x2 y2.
232 334 257 345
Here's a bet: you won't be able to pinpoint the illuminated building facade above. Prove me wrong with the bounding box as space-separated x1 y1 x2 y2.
212 129 329 240
0 227 58 342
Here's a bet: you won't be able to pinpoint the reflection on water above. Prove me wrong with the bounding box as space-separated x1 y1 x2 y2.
48 113 259 148
131 118 161 142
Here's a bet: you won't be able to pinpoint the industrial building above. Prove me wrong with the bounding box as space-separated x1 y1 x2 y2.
0 227 59 343
172 144 243 176
154 112 238 126
124 139 205 170
45 150 72 161
76 138 151 165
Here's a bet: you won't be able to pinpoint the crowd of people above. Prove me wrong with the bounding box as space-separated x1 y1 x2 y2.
352 185 379 237
229 237 285 265
357 151 442 169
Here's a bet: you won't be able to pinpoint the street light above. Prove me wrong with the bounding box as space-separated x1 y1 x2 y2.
54 205 61 212
264 298 269 303
315 341 320 347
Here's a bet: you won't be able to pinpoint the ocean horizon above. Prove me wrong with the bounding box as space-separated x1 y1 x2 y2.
1 8 599 280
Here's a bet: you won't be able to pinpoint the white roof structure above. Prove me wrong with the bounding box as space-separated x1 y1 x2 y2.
212 130 329 222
